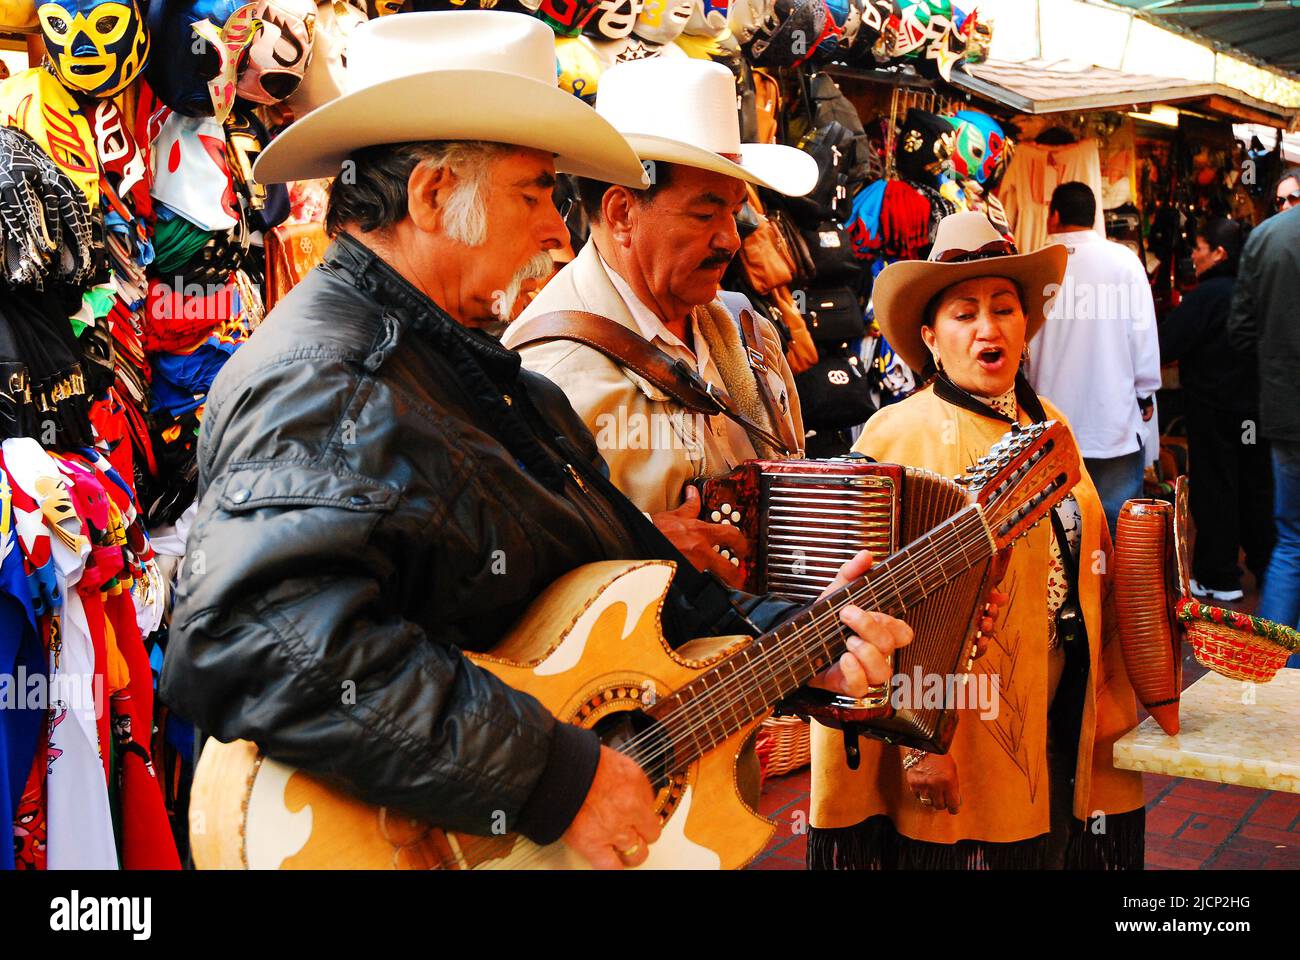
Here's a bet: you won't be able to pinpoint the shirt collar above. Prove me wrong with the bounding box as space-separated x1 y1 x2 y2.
597 252 705 365
1046 228 1101 246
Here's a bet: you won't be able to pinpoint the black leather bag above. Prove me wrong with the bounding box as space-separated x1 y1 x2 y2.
802 285 865 343
800 221 861 283
794 350 876 430
783 119 855 227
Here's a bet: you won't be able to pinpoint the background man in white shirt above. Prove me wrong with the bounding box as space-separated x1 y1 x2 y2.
1027 182 1161 537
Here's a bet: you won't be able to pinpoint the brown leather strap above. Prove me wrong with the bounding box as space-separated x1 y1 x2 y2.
512 309 794 455
737 308 802 456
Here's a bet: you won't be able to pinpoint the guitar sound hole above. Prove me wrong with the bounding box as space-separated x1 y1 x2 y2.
592 710 673 792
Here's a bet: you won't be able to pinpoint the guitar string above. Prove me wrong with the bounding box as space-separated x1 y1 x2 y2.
617 508 991 772
445 508 993 870
618 448 1060 770
491 511 992 871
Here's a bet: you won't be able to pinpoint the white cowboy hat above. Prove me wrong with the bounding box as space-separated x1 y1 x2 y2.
253 10 648 187
872 211 1068 374
595 57 817 196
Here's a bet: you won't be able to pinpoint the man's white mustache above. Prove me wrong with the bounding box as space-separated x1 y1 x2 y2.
500 252 555 321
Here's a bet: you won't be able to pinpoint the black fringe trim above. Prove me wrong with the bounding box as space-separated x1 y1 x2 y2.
807 816 1051 870
1064 807 1146 871
808 809 1146 870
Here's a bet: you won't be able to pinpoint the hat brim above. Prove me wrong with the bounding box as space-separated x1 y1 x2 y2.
253 69 649 187
622 133 818 197
871 244 1069 375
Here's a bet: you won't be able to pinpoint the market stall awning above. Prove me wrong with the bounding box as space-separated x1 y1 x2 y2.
949 58 1299 127
1103 0 1300 79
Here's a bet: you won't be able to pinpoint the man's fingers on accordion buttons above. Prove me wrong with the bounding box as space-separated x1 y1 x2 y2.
710 520 748 553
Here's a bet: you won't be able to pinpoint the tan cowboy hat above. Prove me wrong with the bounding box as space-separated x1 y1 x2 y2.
254 10 648 187
872 211 1068 373
595 57 817 197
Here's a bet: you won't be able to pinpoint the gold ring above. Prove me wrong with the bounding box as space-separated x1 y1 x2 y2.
619 842 642 859
918 795 933 807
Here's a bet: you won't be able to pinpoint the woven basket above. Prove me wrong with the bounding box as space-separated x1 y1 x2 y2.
1177 598 1300 683
756 716 811 779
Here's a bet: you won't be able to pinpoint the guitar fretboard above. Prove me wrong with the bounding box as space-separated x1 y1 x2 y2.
639 504 993 770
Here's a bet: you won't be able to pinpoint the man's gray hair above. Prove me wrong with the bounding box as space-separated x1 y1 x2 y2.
325 140 507 244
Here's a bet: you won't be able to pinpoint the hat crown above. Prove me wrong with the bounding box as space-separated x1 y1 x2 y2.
345 10 556 95
596 58 742 156
927 211 1006 262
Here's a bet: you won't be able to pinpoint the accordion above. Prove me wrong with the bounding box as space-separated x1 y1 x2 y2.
695 458 997 751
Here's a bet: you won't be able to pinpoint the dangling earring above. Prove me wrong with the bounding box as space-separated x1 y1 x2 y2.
1020 343 1030 366
931 351 944 373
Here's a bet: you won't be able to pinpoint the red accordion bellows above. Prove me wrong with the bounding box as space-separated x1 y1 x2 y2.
1114 499 1182 735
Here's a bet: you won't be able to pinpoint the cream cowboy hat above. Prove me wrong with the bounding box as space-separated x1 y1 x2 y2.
254 10 648 187
872 211 1069 374
595 57 817 196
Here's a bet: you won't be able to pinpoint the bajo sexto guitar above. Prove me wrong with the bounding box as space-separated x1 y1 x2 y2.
189 421 1080 869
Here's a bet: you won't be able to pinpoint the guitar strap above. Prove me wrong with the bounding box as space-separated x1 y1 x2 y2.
511 310 796 456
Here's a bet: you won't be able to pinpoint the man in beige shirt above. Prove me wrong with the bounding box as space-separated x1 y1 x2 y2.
503 57 816 587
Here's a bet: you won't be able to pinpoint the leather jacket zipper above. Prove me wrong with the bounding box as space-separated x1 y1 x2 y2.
562 458 636 557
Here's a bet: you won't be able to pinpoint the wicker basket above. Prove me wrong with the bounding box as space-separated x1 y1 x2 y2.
1177 598 1300 683
756 716 811 779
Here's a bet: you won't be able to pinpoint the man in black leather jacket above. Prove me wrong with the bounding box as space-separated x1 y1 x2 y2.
161 11 910 870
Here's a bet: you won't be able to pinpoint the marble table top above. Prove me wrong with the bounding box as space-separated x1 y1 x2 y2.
1114 669 1300 794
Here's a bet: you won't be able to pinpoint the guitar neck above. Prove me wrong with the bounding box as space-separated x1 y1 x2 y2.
642 503 994 768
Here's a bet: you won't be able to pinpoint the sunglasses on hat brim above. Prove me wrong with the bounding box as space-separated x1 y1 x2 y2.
933 238 1018 263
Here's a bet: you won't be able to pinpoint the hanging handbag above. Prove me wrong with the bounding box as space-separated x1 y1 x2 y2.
802 284 865 343
794 349 875 430
799 220 862 283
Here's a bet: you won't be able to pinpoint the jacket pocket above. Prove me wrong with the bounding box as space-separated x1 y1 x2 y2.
216 461 399 513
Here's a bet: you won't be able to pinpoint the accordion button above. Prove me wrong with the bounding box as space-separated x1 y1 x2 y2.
731 511 741 523
721 502 732 513
731 556 740 566
721 549 731 559
711 511 722 522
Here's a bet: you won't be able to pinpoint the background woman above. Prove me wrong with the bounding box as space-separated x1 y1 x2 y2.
808 212 1145 870
1159 217 1273 604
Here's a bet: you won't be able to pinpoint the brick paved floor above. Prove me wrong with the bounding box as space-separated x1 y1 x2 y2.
748 565 1300 870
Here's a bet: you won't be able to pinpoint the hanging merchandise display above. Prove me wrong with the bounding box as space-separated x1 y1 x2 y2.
632 0 691 43
0 67 101 205
151 113 240 232
285 0 367 114
235 0 319 105
583 0 641 40
144 0 259 117
37 0 151 99
0 126 100 290
556 33 605 99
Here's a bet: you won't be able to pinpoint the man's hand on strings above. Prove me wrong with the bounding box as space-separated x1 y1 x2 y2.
806 550 913 698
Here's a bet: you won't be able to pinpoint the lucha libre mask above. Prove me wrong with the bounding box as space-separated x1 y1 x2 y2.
632 0 692 44
950 109 1007 186
236 0 317 104
536 0 603 37
38 0 150 98
555 34 604 99
145 0 259 117
285 0 365 115
582 0 642 41
725 0 770 44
